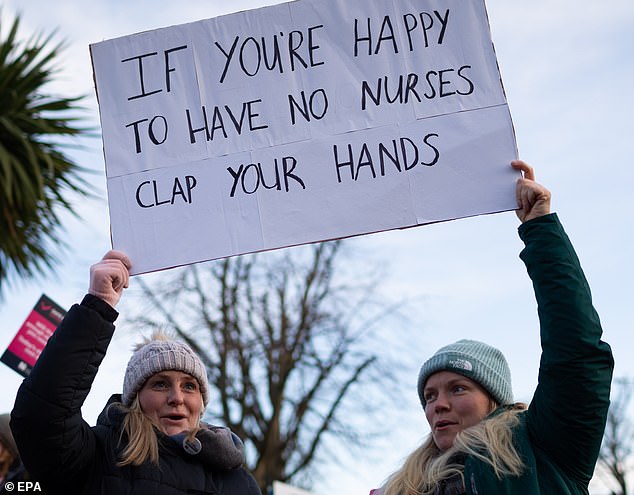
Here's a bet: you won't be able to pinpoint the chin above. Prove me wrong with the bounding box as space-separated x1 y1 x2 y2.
161 423 189 436
434 436 455 452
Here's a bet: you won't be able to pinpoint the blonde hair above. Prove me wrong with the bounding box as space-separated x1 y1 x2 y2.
115 397 200 467
381 403 527 495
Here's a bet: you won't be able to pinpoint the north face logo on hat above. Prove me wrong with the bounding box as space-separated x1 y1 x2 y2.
448 359 473 372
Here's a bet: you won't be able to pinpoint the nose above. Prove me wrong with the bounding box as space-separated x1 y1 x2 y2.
167 387 185 405
433 391 451 412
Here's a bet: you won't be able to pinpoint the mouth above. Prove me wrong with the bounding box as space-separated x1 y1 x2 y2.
162 414 187 422
434 420 455 431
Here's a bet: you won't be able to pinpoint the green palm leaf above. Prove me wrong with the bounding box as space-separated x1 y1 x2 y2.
0 12 92 299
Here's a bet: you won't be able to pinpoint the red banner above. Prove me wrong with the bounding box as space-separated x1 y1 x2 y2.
1 294 66 377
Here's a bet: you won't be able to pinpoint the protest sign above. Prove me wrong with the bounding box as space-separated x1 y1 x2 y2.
91 0 518 275
1 294 66 377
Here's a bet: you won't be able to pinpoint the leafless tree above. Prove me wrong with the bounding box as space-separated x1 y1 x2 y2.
596 377 634 495
126 241 406 493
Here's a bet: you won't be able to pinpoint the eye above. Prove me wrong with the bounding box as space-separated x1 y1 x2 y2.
452 385 466 394
150 379 168 389
183 381 199 392
424 391 437 403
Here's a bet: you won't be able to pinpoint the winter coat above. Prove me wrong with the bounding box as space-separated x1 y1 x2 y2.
462 213 613 494
10 293 261 495
372 214 613 495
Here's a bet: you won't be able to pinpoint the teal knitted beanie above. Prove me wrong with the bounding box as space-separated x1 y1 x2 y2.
417 339 513 408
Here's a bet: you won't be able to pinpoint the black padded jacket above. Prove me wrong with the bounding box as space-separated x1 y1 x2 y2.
11 294 260 495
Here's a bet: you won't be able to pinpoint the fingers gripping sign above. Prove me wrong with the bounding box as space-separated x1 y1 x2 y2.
89 250 132 307
512 160 551 223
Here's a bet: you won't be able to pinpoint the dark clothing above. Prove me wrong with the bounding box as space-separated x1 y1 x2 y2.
433 454 466 495
11 294 260 495
462 214 613 494
370 214 613 495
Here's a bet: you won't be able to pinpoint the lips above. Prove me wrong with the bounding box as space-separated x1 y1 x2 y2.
434 420 455 430
162 414 186 422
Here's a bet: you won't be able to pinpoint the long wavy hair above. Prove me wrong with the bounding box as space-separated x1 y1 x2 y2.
114 397 201 467
381 403 527 495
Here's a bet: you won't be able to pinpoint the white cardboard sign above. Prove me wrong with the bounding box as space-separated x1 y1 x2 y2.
91 0 518 275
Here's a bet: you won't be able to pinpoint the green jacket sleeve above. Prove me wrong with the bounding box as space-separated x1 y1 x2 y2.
519 213 613 485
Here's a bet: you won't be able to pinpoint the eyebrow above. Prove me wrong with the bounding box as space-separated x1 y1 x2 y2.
425 377 473 392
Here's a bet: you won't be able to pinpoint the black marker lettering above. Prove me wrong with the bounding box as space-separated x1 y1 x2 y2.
164 45 188 92
122 52 162 100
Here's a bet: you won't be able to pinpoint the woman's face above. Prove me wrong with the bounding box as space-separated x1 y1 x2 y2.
138 370 203 435
422 371 495 451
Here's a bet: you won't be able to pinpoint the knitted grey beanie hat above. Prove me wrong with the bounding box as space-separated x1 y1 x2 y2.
122 334 210 407
417 339 513 408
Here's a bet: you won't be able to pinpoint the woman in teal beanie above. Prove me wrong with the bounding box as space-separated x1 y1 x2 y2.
372 160 613 495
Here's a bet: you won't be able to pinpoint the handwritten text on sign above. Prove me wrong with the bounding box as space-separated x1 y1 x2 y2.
90 0 518 275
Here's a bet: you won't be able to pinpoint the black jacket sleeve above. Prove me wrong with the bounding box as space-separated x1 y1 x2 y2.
10 294 117 493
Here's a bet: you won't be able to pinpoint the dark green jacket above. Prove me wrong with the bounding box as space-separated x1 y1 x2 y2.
464 214 613 494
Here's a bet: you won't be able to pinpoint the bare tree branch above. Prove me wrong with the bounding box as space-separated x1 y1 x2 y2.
596 377 633 495
124 240 405 494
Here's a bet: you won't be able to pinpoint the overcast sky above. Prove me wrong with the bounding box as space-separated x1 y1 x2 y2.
1 1 633 493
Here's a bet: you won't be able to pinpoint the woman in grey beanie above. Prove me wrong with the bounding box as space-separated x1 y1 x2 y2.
371 161 613 495
11 251 260 495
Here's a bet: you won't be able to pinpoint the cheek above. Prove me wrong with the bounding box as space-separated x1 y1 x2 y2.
139 391 162 415
457 399 488 424
185 395 204 417
424 405 433 425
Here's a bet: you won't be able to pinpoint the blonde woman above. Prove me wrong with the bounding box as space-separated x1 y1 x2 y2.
372 161 613 495
11 251 260 495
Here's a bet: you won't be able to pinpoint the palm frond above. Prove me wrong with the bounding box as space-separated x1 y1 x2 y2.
0 12 93 299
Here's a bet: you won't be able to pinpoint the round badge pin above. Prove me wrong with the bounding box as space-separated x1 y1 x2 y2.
183 436 202 455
